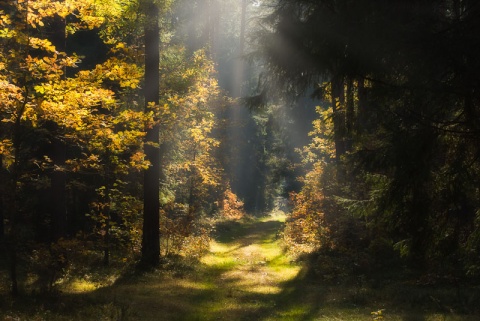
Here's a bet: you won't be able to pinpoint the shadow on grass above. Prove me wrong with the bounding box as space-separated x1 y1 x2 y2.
214 218 283 246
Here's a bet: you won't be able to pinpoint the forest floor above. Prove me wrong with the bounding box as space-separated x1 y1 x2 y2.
2 212 480 320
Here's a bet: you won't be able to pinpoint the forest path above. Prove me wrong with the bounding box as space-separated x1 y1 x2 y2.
190 212 301 320
106 212 314 321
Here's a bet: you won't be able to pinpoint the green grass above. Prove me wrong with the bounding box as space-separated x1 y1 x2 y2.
1 212 480 320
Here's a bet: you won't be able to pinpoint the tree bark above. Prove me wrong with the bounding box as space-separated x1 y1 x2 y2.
239 0 247 58
356 77 367 133
0 154 4 243
50 15 68 240
51 136 67 240
232 0 247 98
331 75 346 162
345 76 355 152
141 0 161 268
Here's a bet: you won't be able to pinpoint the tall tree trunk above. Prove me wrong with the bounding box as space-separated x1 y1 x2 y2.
331 75 347 182
141 0 161 268
9 104 25 296
239 0 247 59
210 0 220 59
187 149 197 230
232 0 247 98
345 76 355 152
50 15 68 240
0 154 4 243
356 77 367 133
331 75 346 162
51 136 67 240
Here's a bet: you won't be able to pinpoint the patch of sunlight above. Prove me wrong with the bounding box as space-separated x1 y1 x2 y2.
261 210 287 223
271 265 302 280
264 305 311 321
209 240 238 253
176 279 213 291
66 279 99 293
201 252 238 269
247 284 282 294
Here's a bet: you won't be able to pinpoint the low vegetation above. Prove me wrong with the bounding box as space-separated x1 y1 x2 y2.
1 212 479 321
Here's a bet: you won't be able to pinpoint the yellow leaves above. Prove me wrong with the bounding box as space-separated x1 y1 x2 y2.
25 54 65 81
0 0 148 188
0 12 14 38
0 139 14 169
0 27 15 39
34 85 45 95
11 0 106 34
300 106 335 163
95 58 142 88
129 151 149 170
0 13 12 26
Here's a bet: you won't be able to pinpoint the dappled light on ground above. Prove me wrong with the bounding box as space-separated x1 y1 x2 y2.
203 215 300 294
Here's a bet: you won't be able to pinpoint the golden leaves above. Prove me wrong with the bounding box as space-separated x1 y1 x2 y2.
24 0 105 30
95 58 142 88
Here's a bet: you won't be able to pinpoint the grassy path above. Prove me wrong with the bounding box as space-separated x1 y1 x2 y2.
111 212 308 321
191 213 301 320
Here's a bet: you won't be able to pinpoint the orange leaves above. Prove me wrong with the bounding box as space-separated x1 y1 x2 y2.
283 105 338 256
220 188 246 220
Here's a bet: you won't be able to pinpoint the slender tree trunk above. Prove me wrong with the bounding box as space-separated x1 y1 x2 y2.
331 75 346 162
51 136 67 240
345 76 355 152
50 15 68 240
141 0 161 268
187 149 197 231
356 77 367 133
9 246 18 296
103 156 112 266
9 110 24 296
0 199 3 242
239 0 247 58
232 0 247 98
211 0 220 59
103 208 110 266
331 75 347 182
0 154 4 243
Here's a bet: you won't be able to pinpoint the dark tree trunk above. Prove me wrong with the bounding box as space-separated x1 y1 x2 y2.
0 199 3 243
141 1 161 268
356 77 367 133
0 155 4 243
331 75 347 182
345 76 355 152
331 75 346 162
51 137 67 240
50 16 68 240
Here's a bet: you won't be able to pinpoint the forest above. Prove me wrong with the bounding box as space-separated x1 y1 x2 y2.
1 0 480 320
